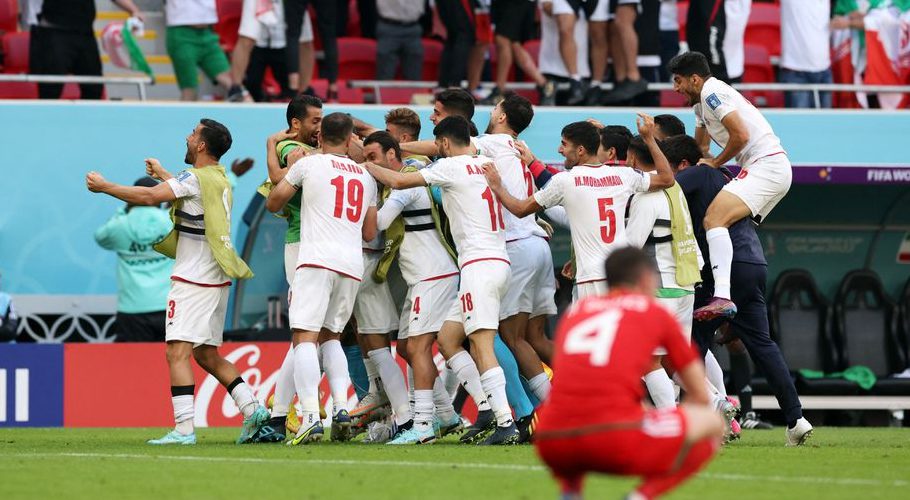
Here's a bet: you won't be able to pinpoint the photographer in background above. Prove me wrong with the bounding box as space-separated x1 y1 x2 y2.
0 272 19 342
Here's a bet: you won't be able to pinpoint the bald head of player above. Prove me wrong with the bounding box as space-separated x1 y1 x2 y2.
184 118 232 166
319 112 354 152
286 94 323 147
433 116 473 158
659 134 703 172
362 130 403 171
605 247 659 296
485 92 534 136
668 52 713 106
558 121 601 169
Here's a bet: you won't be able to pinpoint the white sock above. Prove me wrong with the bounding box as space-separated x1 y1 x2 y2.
704 350 727 398
433 376 458 422
706 227 734 300
363 355 382 396
318 340 350 414
407 365 415 412
228 379 258 419
644 369 676 409
443 366 460 399
172 394 194 435
446 350 491 412
271 346 295 417
570 73 581 81
369 347 412 425
413 389 434 430
527 372 551 401
480 367 513 427
293 342 321 425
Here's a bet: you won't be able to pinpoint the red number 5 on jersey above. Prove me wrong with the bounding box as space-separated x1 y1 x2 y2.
598 197 616 243
564 309 622 366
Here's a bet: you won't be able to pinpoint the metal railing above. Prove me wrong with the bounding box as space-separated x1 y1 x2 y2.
348 80 910 108
0 74 153 100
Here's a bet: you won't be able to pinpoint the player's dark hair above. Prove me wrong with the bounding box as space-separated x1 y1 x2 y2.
363 130 402 162
198 118 232 159
660 134 702 169
627 136 654 166
320 112 354 146
667 51 712 78
435 88 475 120
433 116 472 146
286 94 323 126
561 121 601 156
600 126 632 161
605 247 656 288
384 107 421 138
654 114 686 137
499 92 534 134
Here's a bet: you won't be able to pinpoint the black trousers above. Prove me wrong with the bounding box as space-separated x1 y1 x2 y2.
693 263 803 424
114 311 166 343
245 47 292 101
685 0 728 82
436 0 475 88
28 26 103 99
284 0 339 83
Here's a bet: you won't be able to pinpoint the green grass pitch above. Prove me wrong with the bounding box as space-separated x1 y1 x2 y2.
1 427 908 499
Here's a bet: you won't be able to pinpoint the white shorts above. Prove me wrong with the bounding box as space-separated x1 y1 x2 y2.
590 0 612 22
550 0 576 17
289 266 359 333
722 153 792 223
531 266 558 318
446 259 511 335
284 242 299 286
353 253 399 334
398 276 459 339
501 236 557 320
165 280 229 347
575 279 608 301
654 294 694 356
300 11 313 43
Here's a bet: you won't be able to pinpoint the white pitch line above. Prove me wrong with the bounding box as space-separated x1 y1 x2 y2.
2 452 907 488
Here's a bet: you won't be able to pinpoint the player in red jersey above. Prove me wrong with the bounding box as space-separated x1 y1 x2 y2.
534 247 725 500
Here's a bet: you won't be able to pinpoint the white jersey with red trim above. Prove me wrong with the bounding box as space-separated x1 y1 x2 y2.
472 134 545 241
419 154 509 268
695 77 784 168
166 170 231 287
285 153 378 280
533 164 650 284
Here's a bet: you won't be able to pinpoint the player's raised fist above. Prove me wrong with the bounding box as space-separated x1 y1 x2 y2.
86 171 107 192
636 113 656 139
145 158 166 179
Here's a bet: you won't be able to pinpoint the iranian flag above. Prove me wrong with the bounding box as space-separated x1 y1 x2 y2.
831 28 866 108
100 18 154 79
863 2 910 108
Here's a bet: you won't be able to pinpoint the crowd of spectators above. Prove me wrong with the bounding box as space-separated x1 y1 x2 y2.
8 0 909 107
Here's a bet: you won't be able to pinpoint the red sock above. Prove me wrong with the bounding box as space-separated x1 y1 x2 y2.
636 438 718 499
557 473 584 496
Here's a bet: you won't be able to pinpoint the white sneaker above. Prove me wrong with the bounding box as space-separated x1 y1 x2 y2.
785 417 813 446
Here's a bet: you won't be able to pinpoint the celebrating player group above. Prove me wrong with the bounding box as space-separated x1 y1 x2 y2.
85 52 813 499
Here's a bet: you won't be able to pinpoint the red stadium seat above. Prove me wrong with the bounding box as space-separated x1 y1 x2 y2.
377 88 428 104
521 40 540 82
742 44 783 107
214 0 243 53
678 2 688 42
310 79 364 103
421 38 443 82
337 37 377 80
745 3 781 57
0 0 17 34
345 0 361 37
2 31 29 73
660 90 688 107
0 81 36 98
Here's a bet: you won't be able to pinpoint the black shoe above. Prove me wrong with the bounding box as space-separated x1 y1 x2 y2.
602 79 648 105
478 422 520 445
480 86 504 105
538 80 557 106
740 411 774 430
300 86 316 97
566 79 588 106
227 84 250 102
459 409 495 444
516 413 536 444
583 85 603 106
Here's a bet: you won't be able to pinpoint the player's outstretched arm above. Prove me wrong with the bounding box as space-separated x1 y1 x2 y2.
400 140 440 157
637 113 675 191
352 117 379 139
703 111 749 168
483 162 540 218
362 206 378 242
145 158 173 181
362 162 427 189
86 171 176 206
265 179 297 213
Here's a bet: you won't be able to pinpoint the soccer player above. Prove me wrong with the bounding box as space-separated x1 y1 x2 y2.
660 134 813 446
361 131 464 444
363 116 520 445
535 247 725 500
85 118 267 445
668 51 792 322
653 113 686 140
484 116 674 300
266 113 379 445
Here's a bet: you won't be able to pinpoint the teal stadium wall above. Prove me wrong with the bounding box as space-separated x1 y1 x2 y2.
0 102 908 314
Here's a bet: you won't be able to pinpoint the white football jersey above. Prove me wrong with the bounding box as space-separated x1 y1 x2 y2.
533 164 650 284
695 77 784 168
166 170 231 286
473 134 545 241
285 153 378 280
420 154 509 268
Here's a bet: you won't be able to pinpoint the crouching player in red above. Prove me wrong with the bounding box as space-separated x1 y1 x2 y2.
534 247 725 499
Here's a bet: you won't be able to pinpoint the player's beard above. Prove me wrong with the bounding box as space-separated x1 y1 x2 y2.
183 143 194 164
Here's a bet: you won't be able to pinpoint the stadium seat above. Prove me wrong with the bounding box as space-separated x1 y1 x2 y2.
377 87 430 105
745 2 781 58
345 0 361 37
215 0 243 53
0 0 17 34
421 38 443 82
677 1 688 42
310 79 364 103
0 81 36 98
769 269 839 373
742 44 783 107
2 31 29 74
337 37 377 80
660 90 687 107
